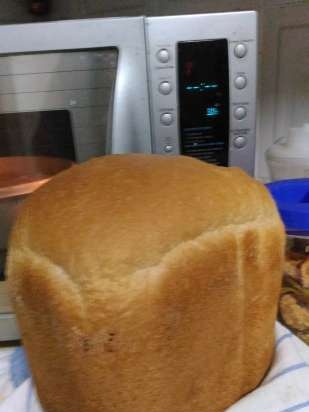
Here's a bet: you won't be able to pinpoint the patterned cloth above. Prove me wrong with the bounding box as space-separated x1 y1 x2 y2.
0 322 309 412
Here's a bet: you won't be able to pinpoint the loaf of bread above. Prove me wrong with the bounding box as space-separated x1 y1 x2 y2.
6 154 285 412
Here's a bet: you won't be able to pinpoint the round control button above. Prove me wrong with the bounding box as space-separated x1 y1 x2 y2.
160 112 173 126
234 106 247 120
234 75 247 89
164 144 173 153
234 43 247 58
233 135 247 149
157 48 170 63
159 81 172 95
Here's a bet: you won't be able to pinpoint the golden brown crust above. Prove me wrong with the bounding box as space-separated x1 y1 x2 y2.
6 154 285 412
8 154 279 286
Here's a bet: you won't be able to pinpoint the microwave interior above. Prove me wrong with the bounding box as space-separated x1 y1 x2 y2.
0 47 118 284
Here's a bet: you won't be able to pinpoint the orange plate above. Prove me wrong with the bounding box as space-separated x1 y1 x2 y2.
0 156 73 199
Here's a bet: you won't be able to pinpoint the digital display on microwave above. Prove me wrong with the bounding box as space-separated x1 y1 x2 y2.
178 39 229 166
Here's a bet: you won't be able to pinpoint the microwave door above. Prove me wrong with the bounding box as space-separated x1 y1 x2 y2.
0 17 151 341
0 16 151 158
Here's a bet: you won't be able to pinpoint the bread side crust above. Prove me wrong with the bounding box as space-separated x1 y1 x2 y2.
8 217 284 412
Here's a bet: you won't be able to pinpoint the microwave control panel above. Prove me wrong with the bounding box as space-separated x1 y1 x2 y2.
146 11 257 175
178 39 229 166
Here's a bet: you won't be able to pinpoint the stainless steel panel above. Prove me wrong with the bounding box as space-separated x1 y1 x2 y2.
0 314 19 342
73 126 108 161
229 36 257 176
70 107 108 127
75 141 107 162
0 70 116 94
0 88 112 113
0 283 19 341
0 50 117 75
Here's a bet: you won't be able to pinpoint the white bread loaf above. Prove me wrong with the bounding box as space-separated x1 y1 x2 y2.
7 154 285 412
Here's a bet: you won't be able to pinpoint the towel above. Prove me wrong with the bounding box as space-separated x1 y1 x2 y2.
0 322 309 412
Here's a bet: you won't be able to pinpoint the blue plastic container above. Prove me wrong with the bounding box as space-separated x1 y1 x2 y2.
266 178 309 345
266 178 309 234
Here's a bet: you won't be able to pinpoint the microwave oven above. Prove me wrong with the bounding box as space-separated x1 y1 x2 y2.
0 11 257 341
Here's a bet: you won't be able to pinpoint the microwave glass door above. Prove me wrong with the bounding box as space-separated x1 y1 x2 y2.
0 48 118 163
0 16 151 341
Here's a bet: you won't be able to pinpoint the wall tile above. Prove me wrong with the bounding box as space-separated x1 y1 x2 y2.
0 0 36 23
152 0 262 16
0 0 85 24
262 0 308 8
48 0 85 20
82 0 146 17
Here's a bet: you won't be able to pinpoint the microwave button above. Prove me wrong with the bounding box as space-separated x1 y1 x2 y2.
159 81 172 95
234 75 247 89
160 112 173 126
234 106 247 120
233 135 247 149
157 48 170 63
234 43 247 58
164 144 173 153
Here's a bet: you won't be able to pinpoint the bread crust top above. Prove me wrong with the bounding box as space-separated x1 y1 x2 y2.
7 154 281 285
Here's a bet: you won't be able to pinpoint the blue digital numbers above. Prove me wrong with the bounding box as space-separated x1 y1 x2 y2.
206 107 220 117
185 82 218 92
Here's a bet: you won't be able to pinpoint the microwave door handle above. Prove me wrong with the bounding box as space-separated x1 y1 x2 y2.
107 47 151 154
